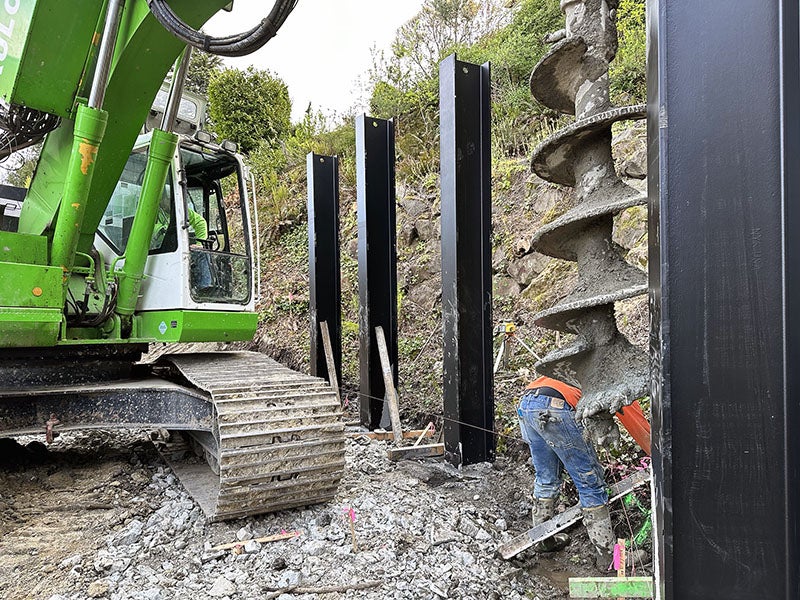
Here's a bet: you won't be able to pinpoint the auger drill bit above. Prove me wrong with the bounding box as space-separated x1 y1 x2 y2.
528 0 648 447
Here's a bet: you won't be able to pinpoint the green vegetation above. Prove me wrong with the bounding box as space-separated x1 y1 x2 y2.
202 0 646 236
185 51 223 95
610 0 647 105
207 67 291 154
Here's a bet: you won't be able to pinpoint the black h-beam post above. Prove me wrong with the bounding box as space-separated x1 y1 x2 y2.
356 115 397 429
307 153 342 386
648 1 799 598
439 54 494 466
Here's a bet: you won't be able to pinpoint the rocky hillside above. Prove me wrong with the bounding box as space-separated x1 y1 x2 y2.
248 120 649 453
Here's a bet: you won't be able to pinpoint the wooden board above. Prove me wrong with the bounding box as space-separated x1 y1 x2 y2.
346 429 434 441
497 469 651 559
387 443 445 461
569 577 653 598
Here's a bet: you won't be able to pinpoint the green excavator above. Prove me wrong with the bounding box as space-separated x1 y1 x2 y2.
0 0 345 520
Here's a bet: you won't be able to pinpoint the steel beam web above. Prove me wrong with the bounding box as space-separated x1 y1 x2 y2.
439 55 494 466
355 116 398 429
307 153 342 386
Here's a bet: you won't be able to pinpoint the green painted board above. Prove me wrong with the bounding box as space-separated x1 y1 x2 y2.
0 306 61 347
0 261 63 308
137 310 257 343
0 231 48 265
569 577 654 598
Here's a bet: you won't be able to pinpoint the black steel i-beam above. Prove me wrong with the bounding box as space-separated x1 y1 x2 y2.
307 153 342 386
355 115 398 429
648 1 800 598
439 54 494 466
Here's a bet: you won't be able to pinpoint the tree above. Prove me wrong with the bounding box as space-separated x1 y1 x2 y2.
207 67 291 154
185 51 223 95
609 0 646 104
2 144 41 188
373 0 512 89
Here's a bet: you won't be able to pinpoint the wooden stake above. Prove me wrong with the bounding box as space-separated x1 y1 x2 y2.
616 538 626 600
320 321 341 407
345 508 358 552
413 422 434 446
375 326 402 444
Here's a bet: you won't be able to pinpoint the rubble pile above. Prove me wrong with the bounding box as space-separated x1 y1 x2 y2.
0 430 649 599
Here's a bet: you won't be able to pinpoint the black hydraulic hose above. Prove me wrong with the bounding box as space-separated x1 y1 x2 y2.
0 103 60 160
147 0 298 57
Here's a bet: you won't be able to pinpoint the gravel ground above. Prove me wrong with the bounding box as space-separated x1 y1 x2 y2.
0 429 650 600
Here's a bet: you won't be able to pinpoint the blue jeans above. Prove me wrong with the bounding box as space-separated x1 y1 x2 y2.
518 392 608 508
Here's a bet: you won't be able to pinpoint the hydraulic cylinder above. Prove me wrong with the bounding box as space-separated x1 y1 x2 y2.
115 129 178 321
49 104 108 287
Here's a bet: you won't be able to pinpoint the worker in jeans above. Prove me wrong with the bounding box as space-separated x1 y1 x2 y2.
518 375 618 569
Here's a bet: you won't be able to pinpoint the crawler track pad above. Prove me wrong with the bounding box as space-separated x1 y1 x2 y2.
157 351 345 521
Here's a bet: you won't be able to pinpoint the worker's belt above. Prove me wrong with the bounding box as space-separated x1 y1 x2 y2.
527 386 565 400
526 386 570 410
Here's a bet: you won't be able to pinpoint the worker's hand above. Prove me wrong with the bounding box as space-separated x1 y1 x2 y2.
581 413 620 450
607 391 632 415
575 391 629 421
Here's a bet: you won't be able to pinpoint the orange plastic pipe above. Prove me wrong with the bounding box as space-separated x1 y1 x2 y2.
615 400 651 456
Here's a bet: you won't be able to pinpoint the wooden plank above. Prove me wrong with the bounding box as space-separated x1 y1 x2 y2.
320 321 341 407
346 429 434 441
211 531 299 551
497 469 651 559
387 443 444 461
568 577 653 598
375 326 402 444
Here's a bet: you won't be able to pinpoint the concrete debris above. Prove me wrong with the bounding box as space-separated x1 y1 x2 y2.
87 579 110 598
0 429 651 599
208 576 236 598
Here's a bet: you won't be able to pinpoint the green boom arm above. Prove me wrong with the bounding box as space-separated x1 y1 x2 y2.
17 0 230 256
0 0 233 348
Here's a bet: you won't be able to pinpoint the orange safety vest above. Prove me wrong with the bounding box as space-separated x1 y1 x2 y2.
526 375 582 408
525 375 652 456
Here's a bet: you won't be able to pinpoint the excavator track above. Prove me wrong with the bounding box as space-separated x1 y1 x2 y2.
156 351 345 521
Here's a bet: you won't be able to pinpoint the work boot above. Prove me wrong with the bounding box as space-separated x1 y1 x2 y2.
532 497 570 552
582 504 618 570
582 504 648 571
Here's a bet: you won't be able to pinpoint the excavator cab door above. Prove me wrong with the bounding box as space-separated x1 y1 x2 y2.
180 142 253 307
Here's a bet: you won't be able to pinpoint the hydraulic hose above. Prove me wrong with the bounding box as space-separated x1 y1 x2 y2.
147 0 298 57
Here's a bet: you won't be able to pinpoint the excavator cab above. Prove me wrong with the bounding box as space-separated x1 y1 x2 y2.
95 133 256 314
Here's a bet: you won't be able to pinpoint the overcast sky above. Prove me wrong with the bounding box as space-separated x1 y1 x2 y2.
206 0 426 122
